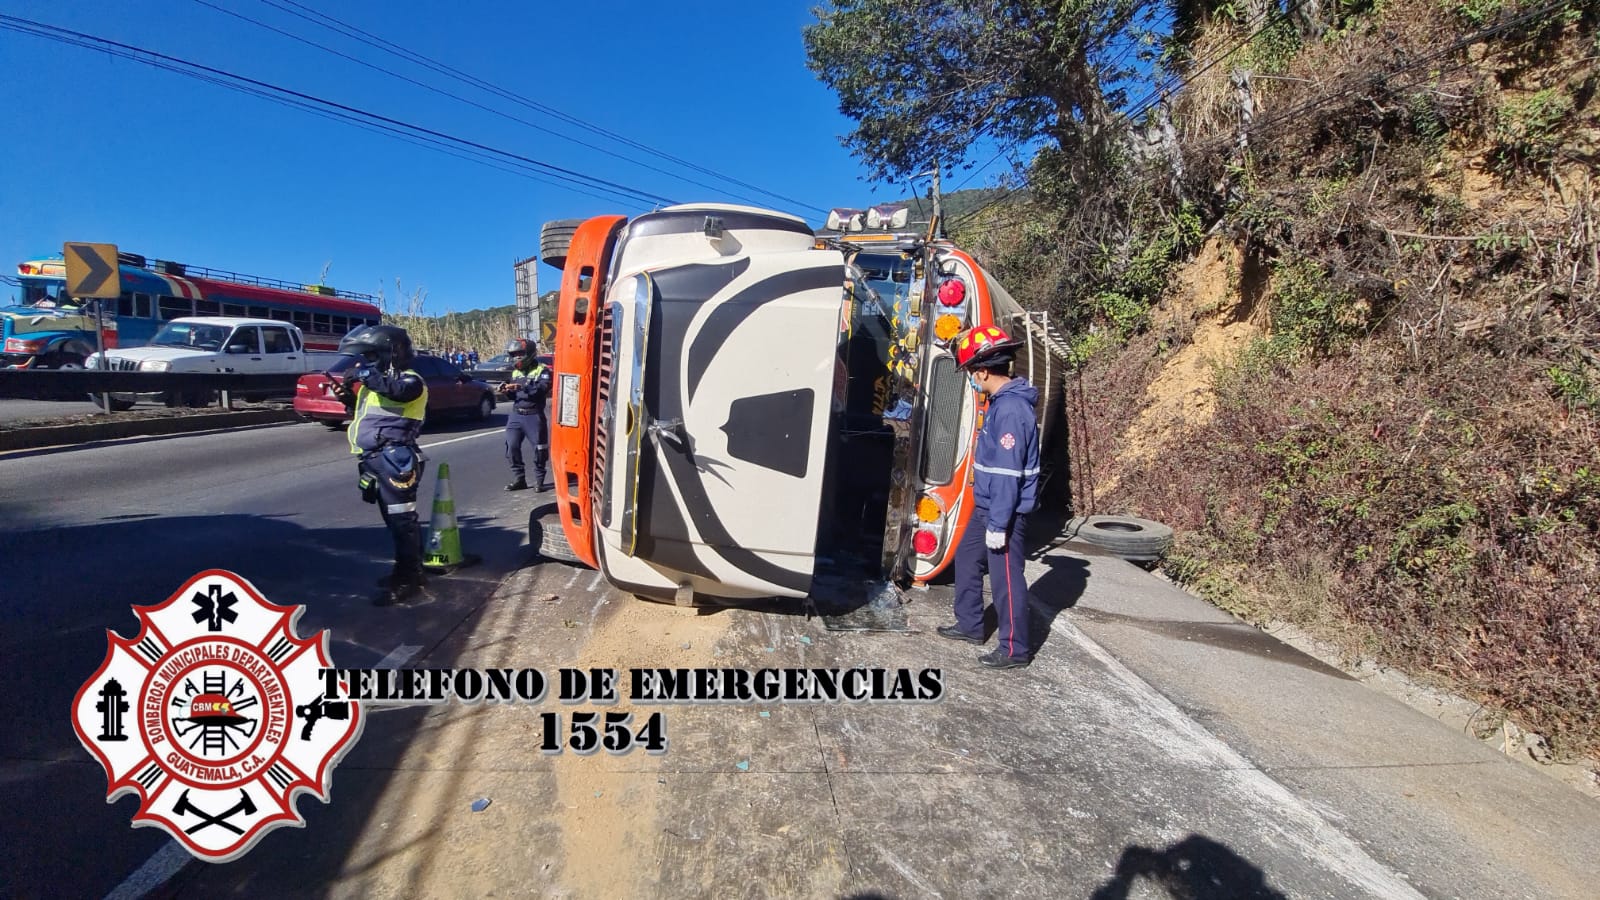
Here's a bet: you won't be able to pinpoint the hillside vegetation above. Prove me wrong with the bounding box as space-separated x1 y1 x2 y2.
809 0 1599 764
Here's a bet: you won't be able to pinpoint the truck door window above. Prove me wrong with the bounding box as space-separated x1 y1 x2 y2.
228 327 262 354
262 327 296 353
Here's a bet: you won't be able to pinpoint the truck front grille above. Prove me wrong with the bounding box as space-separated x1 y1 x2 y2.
594 303 615 527
919 354 965 486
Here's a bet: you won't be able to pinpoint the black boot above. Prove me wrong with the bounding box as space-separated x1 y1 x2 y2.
374 571 427 606
505 477 528 491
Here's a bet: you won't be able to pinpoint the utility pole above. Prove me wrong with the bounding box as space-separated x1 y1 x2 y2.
930 162 944 239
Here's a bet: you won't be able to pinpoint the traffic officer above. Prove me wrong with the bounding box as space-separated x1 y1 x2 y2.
333 325 430 606
939 324 1040 668
501 338 552 492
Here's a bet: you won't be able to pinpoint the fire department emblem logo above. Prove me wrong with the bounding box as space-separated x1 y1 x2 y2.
71 570 362 862
1000 432 1016 450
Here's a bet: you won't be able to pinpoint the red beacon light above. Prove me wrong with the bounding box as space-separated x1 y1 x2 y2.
937 279 966 307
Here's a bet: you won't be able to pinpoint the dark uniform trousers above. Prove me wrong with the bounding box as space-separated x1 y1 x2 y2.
506 407 548 487
360 449 426 577
953 508 1031 659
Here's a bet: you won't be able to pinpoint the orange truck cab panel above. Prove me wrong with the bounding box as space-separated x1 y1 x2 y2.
548 215 627 570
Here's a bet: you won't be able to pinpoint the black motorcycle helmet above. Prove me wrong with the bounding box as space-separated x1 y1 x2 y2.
507 338 540 371
340 324 415 369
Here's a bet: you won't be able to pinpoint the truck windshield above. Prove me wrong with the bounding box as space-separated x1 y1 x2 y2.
149 322 232 351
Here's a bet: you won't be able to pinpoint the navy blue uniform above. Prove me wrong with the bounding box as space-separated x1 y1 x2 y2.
953 378 1040 660
505 361 552 488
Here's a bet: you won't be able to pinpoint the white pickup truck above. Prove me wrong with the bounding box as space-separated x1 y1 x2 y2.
84 316 340 410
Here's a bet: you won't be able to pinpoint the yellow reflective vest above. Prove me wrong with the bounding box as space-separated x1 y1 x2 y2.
348 371 428 454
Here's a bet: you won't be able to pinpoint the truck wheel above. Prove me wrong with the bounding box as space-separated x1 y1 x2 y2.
1065 515 1174 562
529 509 582 564
540 219 583 271
91 394 136 412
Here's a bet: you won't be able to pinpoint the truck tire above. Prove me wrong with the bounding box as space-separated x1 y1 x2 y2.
91 394 136 412
529 509 582 564
540 219 583 272
1065 514 1174 562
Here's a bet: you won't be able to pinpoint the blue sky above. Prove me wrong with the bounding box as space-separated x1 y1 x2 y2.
0 1 991 313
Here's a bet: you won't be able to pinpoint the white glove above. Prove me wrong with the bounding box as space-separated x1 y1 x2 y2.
985 529 1007 551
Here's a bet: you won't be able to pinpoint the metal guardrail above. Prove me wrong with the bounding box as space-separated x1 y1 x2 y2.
0 370 303 400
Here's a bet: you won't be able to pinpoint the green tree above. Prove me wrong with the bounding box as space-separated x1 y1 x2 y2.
803 0 1162 181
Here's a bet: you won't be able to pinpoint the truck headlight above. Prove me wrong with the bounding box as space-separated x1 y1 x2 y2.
84 355 99 368
140 360 171 372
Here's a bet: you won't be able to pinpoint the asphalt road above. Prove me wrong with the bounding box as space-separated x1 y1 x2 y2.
0 412 543 898
1 419 1597 898
0 397 106 423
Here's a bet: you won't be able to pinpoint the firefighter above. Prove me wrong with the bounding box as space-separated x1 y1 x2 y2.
939 324 1040 668
334 325 430 605
501 338 552 492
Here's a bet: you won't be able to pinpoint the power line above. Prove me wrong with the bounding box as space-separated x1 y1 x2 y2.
185 0 806 215
0 14 676 209
260 0 827 215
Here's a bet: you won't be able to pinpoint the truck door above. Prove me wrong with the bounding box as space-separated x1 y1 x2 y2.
259 325 301 374
220 326 262 372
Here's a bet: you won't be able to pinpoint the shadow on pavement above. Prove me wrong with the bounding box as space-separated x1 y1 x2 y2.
1027 551 1089 655
1089 833 1289 900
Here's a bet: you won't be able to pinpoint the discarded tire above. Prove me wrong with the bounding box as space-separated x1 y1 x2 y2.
1065 514 1174 562
529 508 582 564
540 219 583 272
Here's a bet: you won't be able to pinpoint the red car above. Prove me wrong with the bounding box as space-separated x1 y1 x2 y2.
294 353 497 429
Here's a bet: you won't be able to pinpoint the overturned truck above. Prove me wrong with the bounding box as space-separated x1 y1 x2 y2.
533 203 1068 606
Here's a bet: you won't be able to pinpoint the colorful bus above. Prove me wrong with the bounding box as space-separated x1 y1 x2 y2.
4 251 383 368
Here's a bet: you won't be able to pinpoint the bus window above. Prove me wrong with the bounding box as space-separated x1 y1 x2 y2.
195 299 220 316
117 294 134 317
312 313 331 333
223 304 246 317
158 296 193 320
134 294 153 317
292 311 311 330
270 309 291 321
250 306 269 318
332 316 348 332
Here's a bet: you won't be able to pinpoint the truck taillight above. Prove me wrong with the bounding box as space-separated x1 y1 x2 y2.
934 314 962 341
912 529 939 556
937 279 965 306
916 496 942 523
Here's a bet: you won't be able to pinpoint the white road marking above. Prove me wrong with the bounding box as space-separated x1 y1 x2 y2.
103 642 425 899
375 644 422 668
1064 625 1427 899
564 569 581 588
103 842 190 900
419 428 502 450
587 572 604 592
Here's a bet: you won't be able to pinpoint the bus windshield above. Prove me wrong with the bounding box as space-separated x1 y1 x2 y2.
12 280 75 308
148 321 232 351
